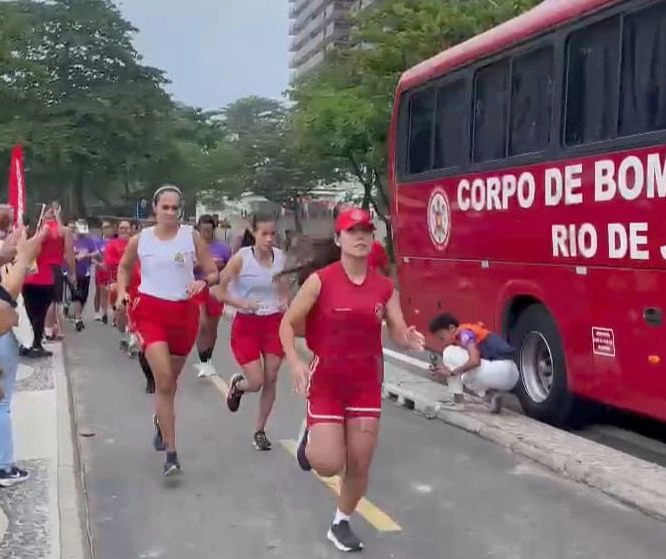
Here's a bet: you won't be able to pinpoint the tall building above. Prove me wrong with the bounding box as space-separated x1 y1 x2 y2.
288 0 357 80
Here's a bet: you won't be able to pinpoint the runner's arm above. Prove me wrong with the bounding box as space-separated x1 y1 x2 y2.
193 231 218 286
63 229 76 276
210 253 247 308
117 236 138 302
385 289 424 351
279 273 321 368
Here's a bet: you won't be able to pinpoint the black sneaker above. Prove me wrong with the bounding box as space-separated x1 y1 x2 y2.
152 414 165 451
296 424 311 471
0 466 29 488
226 374 245 412
253 430 272 451
75 320 84 332
327 520 363 552
163 451 181 477
101 314 108 325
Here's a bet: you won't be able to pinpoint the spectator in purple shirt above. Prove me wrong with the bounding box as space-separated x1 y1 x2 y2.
194 215 231 378
71 220 100 331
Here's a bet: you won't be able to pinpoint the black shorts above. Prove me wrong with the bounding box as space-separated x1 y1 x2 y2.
51 265 64 303
72 276 91 305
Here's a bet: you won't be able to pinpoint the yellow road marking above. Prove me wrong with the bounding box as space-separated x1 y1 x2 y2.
280 439 402 533
209 375 229 397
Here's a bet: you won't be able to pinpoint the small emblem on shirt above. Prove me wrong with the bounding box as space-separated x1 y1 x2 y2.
374 303 385 320
173 252 184 264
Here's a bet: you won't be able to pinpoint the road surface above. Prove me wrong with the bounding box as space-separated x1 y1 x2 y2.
65 319 666 559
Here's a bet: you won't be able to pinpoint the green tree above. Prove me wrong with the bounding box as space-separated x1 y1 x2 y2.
206 96 341 232
291 0 540 256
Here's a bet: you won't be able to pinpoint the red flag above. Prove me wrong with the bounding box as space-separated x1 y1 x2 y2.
8 144 26 226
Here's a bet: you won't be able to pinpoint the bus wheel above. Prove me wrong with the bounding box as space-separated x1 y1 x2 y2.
510 304 577 428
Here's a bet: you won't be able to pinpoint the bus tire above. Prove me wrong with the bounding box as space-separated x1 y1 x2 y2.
509 304 578 428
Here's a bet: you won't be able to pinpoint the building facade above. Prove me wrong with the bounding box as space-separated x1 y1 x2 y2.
288 0 358 80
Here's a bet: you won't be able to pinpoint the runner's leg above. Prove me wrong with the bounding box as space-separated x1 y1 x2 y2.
253 353 281 450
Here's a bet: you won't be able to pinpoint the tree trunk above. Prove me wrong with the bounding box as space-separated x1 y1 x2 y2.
73 168 86 217
292 199 304 233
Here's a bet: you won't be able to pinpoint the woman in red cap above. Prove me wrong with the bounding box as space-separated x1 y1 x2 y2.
117 185 217 477
279 207 425 552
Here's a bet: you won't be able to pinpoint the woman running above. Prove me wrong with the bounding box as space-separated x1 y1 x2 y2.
93 221 115 323
117 185 217 476
194 214 231 378
214 213 287 451
71 220 99 331
105 220 133 349
279 208 425 552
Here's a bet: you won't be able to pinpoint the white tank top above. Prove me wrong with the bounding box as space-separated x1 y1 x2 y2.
232 246 286 315
138 225 196 301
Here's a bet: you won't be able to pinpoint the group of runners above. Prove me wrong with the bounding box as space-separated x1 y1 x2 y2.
74 185 421 552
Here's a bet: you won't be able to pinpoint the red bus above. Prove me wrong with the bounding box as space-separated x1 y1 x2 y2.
389 0 666 426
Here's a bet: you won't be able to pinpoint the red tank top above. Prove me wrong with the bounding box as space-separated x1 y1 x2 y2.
103 237 129 281
24 221 64 285
39 221 65 266
305 261 394 361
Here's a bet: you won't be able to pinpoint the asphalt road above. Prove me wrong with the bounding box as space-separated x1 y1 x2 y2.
65 318 666 559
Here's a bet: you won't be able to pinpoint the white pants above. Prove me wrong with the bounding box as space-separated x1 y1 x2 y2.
442 345 519 397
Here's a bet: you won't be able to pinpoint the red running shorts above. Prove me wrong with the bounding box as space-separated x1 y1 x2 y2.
132 293 199 357
230 312 284 366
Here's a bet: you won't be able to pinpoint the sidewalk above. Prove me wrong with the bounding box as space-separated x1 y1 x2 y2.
0 302 87 558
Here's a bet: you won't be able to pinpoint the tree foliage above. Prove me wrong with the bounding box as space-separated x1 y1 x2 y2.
0 0 215 217
290 0 541 251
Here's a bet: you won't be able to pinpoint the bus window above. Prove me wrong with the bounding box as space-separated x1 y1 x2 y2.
472 59 509 163
565 16 620 146
619 2 666 137
408 88 436 174
509 46 554 156
434 80 468 169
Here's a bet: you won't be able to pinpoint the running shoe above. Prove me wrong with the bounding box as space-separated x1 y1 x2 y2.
0 466 29 488
75 319 84 332
196 362 217 379
295 423 311 471
94 313 103 322
327 520 364 552
163 451 181 477
101 314 108 325
253 430 272 451
152 413 166 451
226 373 245 412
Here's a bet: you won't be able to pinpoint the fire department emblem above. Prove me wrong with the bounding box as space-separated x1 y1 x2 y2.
427 187 451 250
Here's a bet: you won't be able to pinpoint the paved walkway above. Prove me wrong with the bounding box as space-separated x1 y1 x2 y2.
65 317 666 559
0 301 85 559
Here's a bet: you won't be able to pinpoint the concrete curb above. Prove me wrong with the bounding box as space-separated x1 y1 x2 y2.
53 343 91 559
294 338 666 522
0 503 7 548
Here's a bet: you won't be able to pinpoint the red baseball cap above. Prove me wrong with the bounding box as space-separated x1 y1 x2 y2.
335 208 375 234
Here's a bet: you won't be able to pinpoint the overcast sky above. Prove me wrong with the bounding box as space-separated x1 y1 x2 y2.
115 0 289 110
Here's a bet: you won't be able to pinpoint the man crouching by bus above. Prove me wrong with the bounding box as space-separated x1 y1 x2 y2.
428 313 519 414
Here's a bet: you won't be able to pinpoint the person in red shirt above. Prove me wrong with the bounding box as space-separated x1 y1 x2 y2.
105 220 133 349
279 208 424 553
22 205 74 354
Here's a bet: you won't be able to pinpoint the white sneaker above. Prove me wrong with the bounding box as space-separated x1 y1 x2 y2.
94 313 103 322
197 362 217 378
